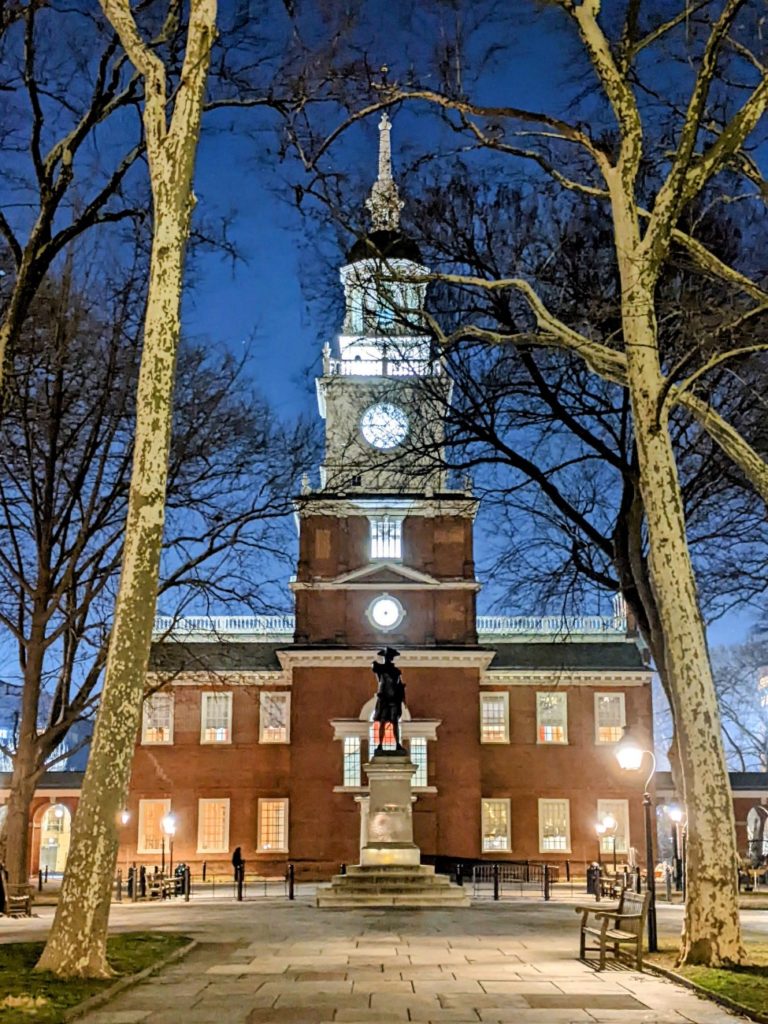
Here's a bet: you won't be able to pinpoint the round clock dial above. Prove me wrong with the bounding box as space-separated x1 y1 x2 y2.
368 594 405 631
360 403 408 450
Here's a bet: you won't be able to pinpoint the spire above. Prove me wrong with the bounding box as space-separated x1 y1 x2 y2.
365 113 404 232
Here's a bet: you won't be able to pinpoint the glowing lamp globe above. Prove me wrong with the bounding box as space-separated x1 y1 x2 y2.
161 814 176 837
615 738 644 771
669 805 684 824
602 814 616 831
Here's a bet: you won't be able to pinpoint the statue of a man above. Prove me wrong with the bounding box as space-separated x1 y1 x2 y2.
372 647 406 753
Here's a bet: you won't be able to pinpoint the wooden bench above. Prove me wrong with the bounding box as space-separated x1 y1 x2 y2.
575 889 650 970
4 884 32 917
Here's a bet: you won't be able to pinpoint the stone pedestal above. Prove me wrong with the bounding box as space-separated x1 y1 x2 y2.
360 753 420 867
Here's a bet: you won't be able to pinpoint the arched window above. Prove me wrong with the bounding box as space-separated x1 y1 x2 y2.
747 806 768 861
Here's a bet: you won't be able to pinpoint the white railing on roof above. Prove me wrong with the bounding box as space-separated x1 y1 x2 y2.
327 357 441 377
153 615 295 639
152 613 626 642
477 614 626 636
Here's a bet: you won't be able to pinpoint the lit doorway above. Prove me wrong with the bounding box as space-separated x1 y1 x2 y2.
39 804 71 874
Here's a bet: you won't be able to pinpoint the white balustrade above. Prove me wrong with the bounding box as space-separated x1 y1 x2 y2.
152 612 626 642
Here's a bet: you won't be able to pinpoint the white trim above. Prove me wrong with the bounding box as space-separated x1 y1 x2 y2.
296 494 478 520
160 671 286 687
538 798 571 854
483 670 650 686
196 797 230 854
141 692 174 745
200 691 233 745
597 798 630 855
330 718 441 742
536 691 568 745
481 798 511 852
137 798 170 855
291 578 480 592
279 648 495 671
594 692 627 744
479 692 509 744
257 797 289 853
259 691 291 744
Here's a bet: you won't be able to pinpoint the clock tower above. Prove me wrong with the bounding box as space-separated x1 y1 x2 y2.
294 114 479 648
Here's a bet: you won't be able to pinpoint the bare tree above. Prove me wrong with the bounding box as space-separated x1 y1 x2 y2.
36 0 218 977
712 639 768 772
293 1 768 964
0 247 308 892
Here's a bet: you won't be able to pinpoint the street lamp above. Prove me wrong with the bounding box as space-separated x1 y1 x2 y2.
161 813 176 878
595 821 606 865
615 729 658 952
668 804 686 895
603 814 618 872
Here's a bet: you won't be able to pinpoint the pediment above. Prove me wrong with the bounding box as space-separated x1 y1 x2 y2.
330 561 441 587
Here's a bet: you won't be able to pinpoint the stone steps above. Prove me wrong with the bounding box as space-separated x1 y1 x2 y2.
316 865 471 909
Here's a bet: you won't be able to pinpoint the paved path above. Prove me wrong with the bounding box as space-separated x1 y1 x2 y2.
42 900 748 1024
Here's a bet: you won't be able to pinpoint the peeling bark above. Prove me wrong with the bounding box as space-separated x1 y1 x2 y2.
35 0 217 979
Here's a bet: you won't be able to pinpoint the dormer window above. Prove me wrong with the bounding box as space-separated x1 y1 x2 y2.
370 516 402 560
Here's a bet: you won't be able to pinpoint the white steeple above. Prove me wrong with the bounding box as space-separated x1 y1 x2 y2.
365 113 404 231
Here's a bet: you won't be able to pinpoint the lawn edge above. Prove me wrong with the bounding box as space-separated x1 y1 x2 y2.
644 959 768 1024
62 936 197 1022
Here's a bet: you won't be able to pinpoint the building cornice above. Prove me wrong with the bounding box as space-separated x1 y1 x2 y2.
290 579 480 592
148 670 287 687
329 718 442 742
278 648 496 671
294 495 478 519
481 670 652 687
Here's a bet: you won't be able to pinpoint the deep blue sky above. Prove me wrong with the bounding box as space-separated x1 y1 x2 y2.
179 11 761 647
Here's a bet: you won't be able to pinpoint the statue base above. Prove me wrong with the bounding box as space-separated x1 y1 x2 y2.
360 754 420 867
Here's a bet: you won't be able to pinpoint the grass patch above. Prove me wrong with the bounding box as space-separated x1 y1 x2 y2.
0 932 189 1024
648 944 768 1019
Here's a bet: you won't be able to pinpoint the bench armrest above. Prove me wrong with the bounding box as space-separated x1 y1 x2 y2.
574 903 617 914
595 911 643 923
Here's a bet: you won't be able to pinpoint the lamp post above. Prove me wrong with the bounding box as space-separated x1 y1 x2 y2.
118 810 130 879
669 805 685 893
161 814 176 879
615 731 658 952
595 821 605 865
603 814 618 872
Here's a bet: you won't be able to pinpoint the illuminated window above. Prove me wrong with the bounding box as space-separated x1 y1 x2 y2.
343 737 361 787
370 517 402 560
141 692 173 745
201 692 232 744
369 721 396 752
410 737 428 787
539 798 570 852
597 799 629 854
197 798 229 854
260 691 290 743
480 693 509 743
537 692 567 744
595 693 626 744
257 798 288 852
138 798 170 854
481 798 511 852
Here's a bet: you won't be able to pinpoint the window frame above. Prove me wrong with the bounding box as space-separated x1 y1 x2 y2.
200 691 233 745
479 692 510 744
141 691 174 746
410 737 428 788
257 797 289 853
197 797 230 854
137 798 171 854
259 691 291 744
342 736 362 788
481 797 511 853
536 691 568 745
369 516 403 561
538 797 571 853
594 692 626 745
596 798 630 855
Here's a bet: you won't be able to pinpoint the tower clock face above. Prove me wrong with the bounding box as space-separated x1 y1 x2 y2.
360 403 408 450
368 594 405 631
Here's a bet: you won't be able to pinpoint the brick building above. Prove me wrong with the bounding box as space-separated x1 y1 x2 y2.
116 116 655 880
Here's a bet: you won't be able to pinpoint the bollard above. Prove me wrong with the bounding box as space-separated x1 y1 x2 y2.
140 865 147 898
595 865 601 902
287 862 295 901
117 869 123 902
456 862 464 886
492 862 500 901
664 864 673 903
202 861 207 882
184 864 191 902
236 862 244 902
340 863 346 876
565 860 570 882
38 869 43 892
634 866 641 894
44 866 48 883
543 864 550 901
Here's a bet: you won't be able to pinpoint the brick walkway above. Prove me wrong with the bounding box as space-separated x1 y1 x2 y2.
74 902 747 1024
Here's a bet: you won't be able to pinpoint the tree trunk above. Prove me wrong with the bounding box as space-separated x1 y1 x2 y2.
35 2 215 976
1 757 42 886
615 219 744 964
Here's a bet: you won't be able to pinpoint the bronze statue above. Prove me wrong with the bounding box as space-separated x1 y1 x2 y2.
372 647 406 753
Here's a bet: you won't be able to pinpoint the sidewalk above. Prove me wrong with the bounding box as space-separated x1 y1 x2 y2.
71 902 748 1024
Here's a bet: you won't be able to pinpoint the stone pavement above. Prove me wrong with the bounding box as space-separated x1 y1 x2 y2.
73 901 749 1024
